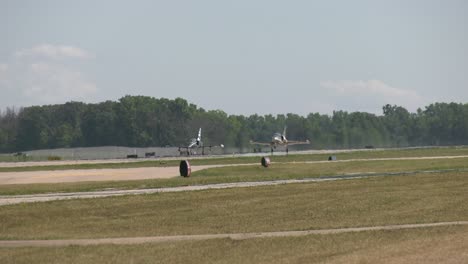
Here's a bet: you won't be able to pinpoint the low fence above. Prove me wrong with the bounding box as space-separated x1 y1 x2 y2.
1 144 316 161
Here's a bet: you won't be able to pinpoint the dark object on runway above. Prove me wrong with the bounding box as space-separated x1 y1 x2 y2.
145 152 155 158
328 155 337 161
261 157 271 167
127 154 138 159
180 160 191 177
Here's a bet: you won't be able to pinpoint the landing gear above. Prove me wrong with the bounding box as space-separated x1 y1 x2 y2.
178 147 192 156
271 145 277 155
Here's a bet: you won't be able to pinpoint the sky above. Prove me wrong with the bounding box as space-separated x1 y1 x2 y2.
1 0 467 116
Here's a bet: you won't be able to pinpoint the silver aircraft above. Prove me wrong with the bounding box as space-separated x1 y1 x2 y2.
250 126 310 154
179 128 224 155
179 128 202 155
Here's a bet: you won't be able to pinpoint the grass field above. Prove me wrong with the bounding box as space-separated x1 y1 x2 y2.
0 148 467 263
1 172 466 240
1 156 468 195
1 225 467 264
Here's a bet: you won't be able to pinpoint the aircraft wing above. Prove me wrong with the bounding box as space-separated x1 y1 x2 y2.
249 140 273 146
287 139 310 145
206 144 225 149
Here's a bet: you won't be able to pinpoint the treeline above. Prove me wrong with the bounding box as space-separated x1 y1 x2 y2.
0 96 467 152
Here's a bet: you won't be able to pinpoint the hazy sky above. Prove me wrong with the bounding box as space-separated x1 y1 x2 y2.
1 0 467 115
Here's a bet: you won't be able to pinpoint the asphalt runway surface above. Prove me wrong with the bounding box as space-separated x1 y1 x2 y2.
1 221 466 247
0 147 399 168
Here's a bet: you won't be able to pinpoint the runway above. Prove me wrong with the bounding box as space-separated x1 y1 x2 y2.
0 148 367 167
1 221 466 247
0 147 432 168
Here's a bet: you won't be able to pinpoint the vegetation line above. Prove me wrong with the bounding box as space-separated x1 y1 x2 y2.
1 97 467 153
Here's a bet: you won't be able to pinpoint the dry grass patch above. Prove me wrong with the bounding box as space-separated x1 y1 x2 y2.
0 225 466 264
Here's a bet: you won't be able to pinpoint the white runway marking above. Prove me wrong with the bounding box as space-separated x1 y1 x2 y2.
1 221 466 248
0 176 358 206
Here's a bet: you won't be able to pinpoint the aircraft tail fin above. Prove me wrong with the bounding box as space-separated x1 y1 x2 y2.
197 128 202 141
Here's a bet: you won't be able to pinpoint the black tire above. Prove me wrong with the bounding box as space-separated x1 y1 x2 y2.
261 157 271 167
179 160 191 177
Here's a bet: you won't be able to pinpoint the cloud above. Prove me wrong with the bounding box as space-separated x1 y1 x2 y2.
319 80 426 113
0 44 97 106
22 62 97 102
15 44 94 60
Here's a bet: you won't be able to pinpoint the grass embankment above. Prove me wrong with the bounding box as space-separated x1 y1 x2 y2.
1 225 467 264
0 172 467 240
2 146 468 173
1 157 468 195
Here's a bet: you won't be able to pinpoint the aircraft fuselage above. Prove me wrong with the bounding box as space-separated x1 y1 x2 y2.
272 133 287 146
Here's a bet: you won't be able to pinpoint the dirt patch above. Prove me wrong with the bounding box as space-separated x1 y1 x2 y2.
0 165 219 185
